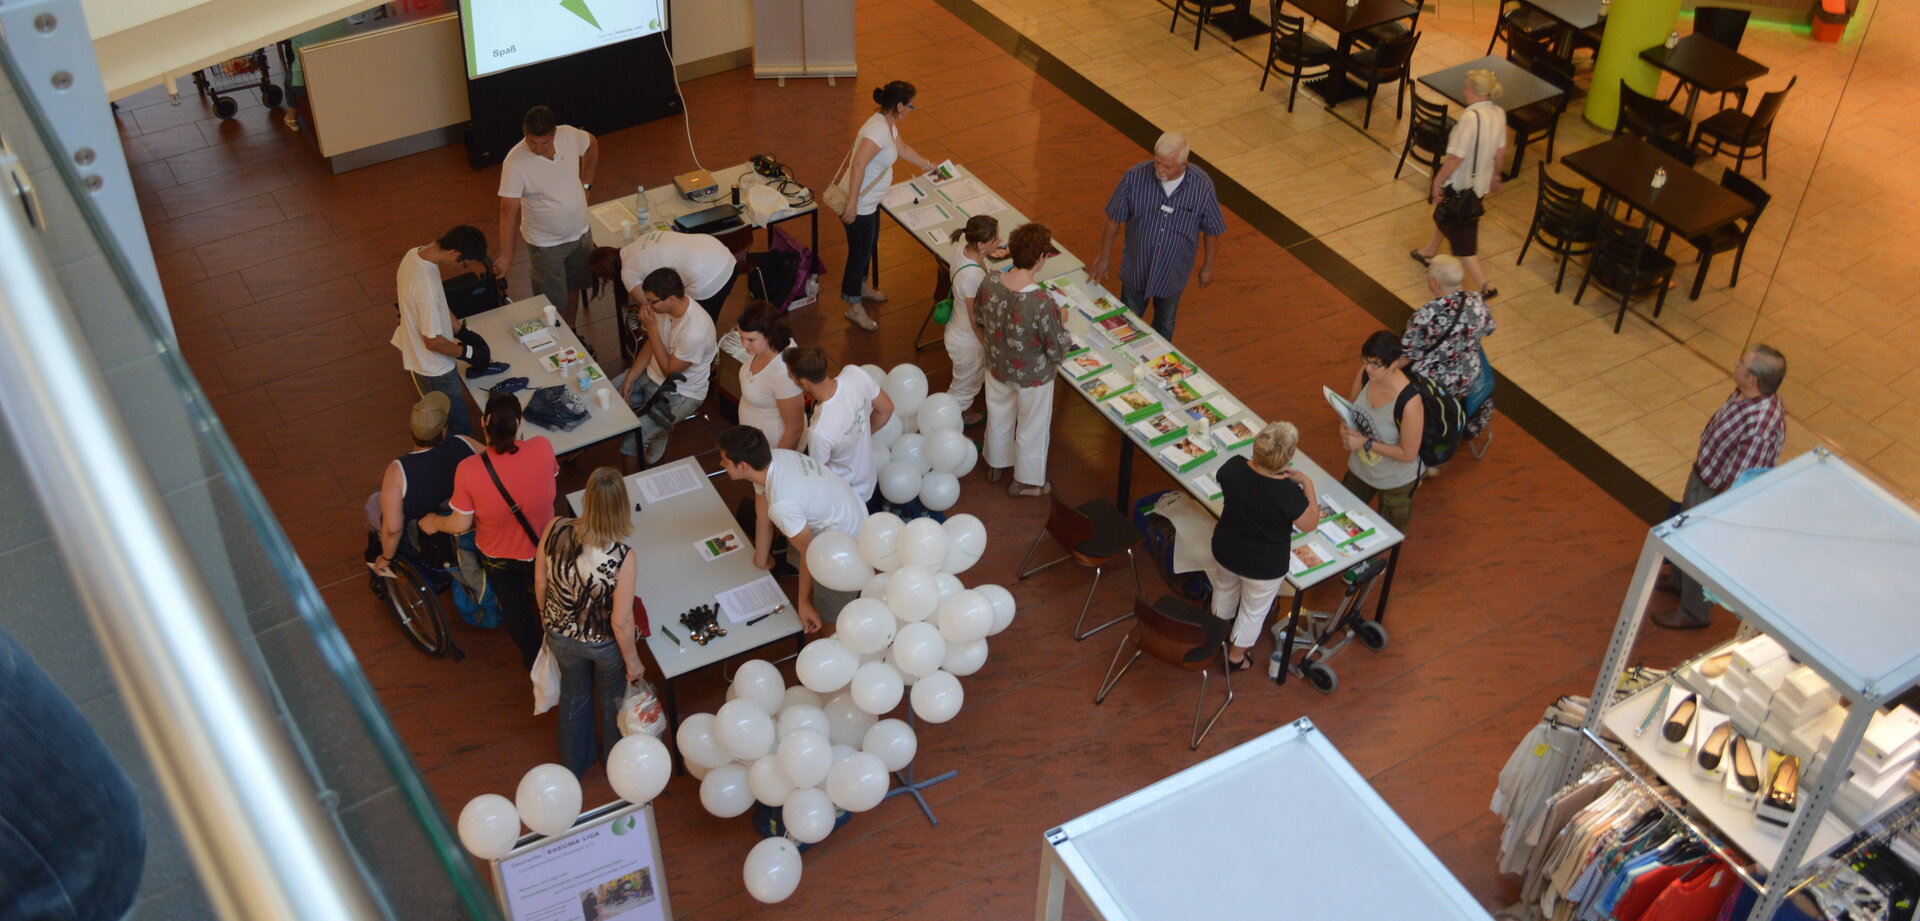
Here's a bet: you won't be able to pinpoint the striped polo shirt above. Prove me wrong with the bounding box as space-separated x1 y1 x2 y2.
1103 161 1227 299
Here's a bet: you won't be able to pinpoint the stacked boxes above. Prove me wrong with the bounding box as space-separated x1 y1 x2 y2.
1833 707 1920 825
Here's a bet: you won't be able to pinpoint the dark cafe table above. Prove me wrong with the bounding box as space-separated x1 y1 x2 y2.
1521 0 1603 56
1640 34 1768 119
1559 135 1756 298
1419 55 1564 112
1295 0 1421 105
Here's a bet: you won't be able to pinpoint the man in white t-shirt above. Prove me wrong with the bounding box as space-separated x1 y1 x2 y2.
716 426 865 633
391 225 497 438
494 105 599 325
618 229 741 321
784 346 893 504
614 268 718 470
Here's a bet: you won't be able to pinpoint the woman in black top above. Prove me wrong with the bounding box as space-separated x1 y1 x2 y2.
1209 421 1321 669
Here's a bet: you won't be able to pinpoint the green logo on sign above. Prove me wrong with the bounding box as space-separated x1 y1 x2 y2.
560 0 602 30
610 814 638 835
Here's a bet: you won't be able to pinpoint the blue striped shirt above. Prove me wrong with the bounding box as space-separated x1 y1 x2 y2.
1104 162 1227 298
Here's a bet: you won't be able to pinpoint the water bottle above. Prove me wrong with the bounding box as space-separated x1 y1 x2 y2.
634 187 650 227
576 362 593 392
1268 651 1284 681
1598 0 1608 16
1666 30 1679 49
1652 167 1668 190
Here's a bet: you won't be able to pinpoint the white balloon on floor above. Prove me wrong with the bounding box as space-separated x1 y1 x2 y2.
827 751 891 812
776 703 829 741
515 764 583 837
835 598 897 654
884 566 938 622
953 438 980 477
878 461 923 505
744 836 804 904
941 514 988 575
795 638 858 693
805 530 872 592
700 762 754 818
458 794 521 859
748 754 795 807
730 659 785 715
897 518 949 570
777 729 832 789
782 685 823 711
919 471 961 511
862 718 918 772
891 622 947 679
932 572 962 602
860 572 892 599
782 786 837 844
923 428 970 472
975 583 1017 635
917 393 962 433
910 670 965 723
860 363 887 392
891 433 930 474
850 660 905 715
823 691 877 746
606 734 672 806
936 590 994 645
942 637 990 676
871 441 892 475
676 713 733 769
856 512 906 571
884 363 930 416
714 699 777 762
831 744 858 766
687 759 710 781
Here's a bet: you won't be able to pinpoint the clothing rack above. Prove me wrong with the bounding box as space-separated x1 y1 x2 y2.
1579 726 1772 896
1789 795 1920 897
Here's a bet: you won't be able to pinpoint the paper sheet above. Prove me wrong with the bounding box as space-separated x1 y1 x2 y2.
695 530 744 562
949 193 1010 219
883 182 925 209
633 464 703 504
935 178 988 203
717 575 785 624
896 202 953 230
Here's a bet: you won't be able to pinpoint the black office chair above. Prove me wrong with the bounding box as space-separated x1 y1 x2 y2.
1576 211 1678 333
1692 76 1795 178
1693 6 1751 50
1487 0 1559 55
1261 3 1336 112
1019 494 1144 640
1506 59 1574 178
1616 80 1691 145
1684 171 1770 299
1171 0 1242 50
1341 31 1420 130
1356 0 1424 48
1517 164 1600 293
1395 90 1455 179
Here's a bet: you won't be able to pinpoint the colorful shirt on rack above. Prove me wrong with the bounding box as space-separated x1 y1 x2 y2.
1639 861 1738 921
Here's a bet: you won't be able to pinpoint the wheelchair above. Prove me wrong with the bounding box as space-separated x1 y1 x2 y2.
364 494 464 660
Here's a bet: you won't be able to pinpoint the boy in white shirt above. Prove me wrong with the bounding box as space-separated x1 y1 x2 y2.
618 229 741 321
494 105 599 325
717 426 865 633
391 225 499 438
615 268 717 470
786 346 894 504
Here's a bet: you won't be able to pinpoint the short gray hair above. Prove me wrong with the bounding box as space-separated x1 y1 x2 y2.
1748 344 1786 395
1252 421 1299 472
1428 255 1465 290
1153 131 1190 163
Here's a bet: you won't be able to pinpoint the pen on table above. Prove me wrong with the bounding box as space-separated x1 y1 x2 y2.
660 626 681 647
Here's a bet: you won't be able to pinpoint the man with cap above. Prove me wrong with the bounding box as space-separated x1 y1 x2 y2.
393 224 506 439
372 391 485 580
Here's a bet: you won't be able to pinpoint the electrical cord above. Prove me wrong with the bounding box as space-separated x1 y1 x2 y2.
656 30 706 175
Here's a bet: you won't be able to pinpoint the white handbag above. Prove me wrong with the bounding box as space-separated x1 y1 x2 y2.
530 641 559 715
821 141 888 216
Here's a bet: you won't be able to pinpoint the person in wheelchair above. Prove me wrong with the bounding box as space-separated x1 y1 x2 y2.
369 392 498 632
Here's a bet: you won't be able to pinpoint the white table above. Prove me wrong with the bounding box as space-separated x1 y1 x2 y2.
1038 718 1493 921
462 295 640 455
567 458 801 739
589 160 819 254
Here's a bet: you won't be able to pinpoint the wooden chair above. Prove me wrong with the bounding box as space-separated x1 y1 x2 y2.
1018 494 1144 640
1261 4 1335 113
1505 58 1574 179
1517 163 1600 293
1395 90 1454 179
1691 77 1795 178
1616 81 1690 145
1684 170 1770 300
1094 595 1234 750
1355 0 1424 49
1693 6 1751 50
1576 211 1677 334
1171 0 1241 50
1487 0 1558 55
1340 31 1420 130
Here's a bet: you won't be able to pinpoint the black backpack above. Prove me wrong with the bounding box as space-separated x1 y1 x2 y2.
1392 372 1467 467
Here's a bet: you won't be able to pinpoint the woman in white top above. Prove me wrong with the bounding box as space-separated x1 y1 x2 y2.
838 81 936 332
717 300 804 450
946 215 1004 427
1410 69 1507 300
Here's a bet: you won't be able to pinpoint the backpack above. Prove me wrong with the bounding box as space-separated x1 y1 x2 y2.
747 226 824 312
1392 372 1467 467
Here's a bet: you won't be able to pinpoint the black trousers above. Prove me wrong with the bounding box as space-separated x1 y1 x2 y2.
483 555 540 668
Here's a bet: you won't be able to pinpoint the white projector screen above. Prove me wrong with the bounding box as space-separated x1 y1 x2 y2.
460 0 668 79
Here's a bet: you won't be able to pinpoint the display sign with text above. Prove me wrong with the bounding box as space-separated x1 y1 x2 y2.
493 802 671 921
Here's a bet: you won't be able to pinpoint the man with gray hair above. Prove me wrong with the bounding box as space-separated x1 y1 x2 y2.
1090 131 1226 341
1655 344 1787 629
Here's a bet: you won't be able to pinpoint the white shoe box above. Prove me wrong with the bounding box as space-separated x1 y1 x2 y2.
1787 705 1847 763
1770 666 1839 714
1834 766 1913 826
1729 634 1789 675
1862 706 1920 764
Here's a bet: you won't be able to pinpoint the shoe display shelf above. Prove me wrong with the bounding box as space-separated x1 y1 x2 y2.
1558 449 1920 921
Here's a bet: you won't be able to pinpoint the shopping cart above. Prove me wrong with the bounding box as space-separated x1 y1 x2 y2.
192 49 283 120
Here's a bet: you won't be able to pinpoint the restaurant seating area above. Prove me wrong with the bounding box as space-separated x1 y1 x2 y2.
975 0 1920 504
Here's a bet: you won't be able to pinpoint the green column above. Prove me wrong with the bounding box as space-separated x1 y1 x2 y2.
1585 0 1683 130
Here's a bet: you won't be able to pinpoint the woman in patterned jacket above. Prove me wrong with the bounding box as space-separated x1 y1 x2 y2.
534 466 642 777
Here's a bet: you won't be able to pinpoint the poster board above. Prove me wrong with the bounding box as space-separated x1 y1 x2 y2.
492 801 672 921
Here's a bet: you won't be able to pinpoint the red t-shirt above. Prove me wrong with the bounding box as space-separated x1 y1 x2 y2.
450 437 558 561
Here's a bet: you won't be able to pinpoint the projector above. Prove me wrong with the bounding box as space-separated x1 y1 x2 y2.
674 169 720 202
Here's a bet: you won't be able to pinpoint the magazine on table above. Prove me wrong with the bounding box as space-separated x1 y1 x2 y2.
1093 314 1149 346
1288 533 1339 577
1157 436 1216 473
1210 416 1262 451
1076 295 1126 323
1316 510 1377 548
1145 351 1199 386
1066 331 1100 356
1080 371 1133 401
1168 373 1221 406
1106 389 1162 423
512 319 556 351
1131 412 1188 447
1184 397 1243 428
1066 351 1112 380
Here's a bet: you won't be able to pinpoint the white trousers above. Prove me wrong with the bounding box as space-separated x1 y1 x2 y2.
984 374 1054 488
1210 566 1287 650
945 328 984 412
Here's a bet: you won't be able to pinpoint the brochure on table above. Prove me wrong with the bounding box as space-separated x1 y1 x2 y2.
491 801 671 921
881 163 1086 282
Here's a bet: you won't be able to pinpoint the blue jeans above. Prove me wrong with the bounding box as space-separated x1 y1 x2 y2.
548 632 628 778
840 210 881 303
0 623 145 921
410 368 472 439
1120 283 1183 341
617 372 702 463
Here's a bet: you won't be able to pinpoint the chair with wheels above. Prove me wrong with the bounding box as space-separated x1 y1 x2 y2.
1170 0 1241 50
1691 77 1795 178
1517 163 1600 293
1395 90 1455 179
1684 171 1770 300
1094 595 1233 750
1019 494 1144 640
1354 0 1424 49
1576 211 1677 334
1487 0 1558 55
1616 81 1691 145
1505 58 1574 179
1260 4 1335 113
1339 31 1420 130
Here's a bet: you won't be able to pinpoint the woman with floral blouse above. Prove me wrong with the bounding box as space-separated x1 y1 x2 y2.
977 222 1072 497
1402 255 1496 436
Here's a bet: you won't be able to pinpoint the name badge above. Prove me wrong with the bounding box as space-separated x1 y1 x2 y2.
1160 204 1175 214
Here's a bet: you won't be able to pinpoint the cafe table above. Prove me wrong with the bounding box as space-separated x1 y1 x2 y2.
1521 0 1603 57
1418 55 1563 112
1293 0 1421 106
1559 135 1756 307
1640 34 1768 119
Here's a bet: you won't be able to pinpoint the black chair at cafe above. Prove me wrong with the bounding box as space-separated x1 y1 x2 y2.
1260 4 1335 112
1616 81 1691 146
1685 6 1755 110
1576 211 1677 334
1517 164 1600 294
1018 493 1144 641
1354 0 1425 49
1339 31 1420 130
1684 171 1771 300
1487 0 1559 55
1395 90 1455 179
1691 76 1795 179
1505 58 1574 179
1170 0 1241 50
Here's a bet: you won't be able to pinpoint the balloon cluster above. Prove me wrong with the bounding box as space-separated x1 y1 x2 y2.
863 363 977 512
455 734 674 862
686 511 1016 903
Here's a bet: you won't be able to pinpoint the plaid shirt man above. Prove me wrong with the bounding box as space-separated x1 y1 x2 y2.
1694 390 1786 491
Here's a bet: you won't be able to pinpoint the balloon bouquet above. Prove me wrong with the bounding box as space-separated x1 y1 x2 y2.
863 363 977 512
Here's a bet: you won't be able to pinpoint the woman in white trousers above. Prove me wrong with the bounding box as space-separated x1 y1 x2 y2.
1209 422 1321 668
976 223 1071 497
945 215 1002 427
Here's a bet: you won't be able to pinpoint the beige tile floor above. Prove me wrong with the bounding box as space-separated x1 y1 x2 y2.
972 0 1920 501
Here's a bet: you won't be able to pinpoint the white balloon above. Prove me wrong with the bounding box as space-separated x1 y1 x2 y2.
919 471 961 511
823 691 877 746
941 514 988 575
918 393 963 433
882 646 918 686
897 410 918 436
878 461 923 505
831 743 858 766
857 512 906 571
515 764 583 837
937 590 994 644
860 363 887 391
725 685 739 702
730 660 785 715
715 699 777 762
700 762 754 818
743 836 804 904
953 438 980 477
860 572 891 599
897 518 949 570
783 786 836 844
676 714 733 769
862 718 919 772
748 754 795 807
910 670 965 723
835 598 898 655
607 734 672 805
892 433 930 475
776 703 829 741
782 686 824 711
976 583 1018 635
687 758 710 781
923 428 970 471
827 751 891 812
884 566 939 622
871 441 892 475
891 622 948 679
884 363 930 416
933 572 962 603
795 638 858 693
805 530 873 592
850 660 905 715
777 729 832 789
943 637 990 676
458 794 521 859
872 411 905 448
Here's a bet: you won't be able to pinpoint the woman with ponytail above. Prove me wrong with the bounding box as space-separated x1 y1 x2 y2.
945 216 1002 426
834 80 936 331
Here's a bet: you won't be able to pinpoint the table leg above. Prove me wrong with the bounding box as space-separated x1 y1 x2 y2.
1115 439 1135 511
1275 592 1305 685
1304 35 1363 105
1681 85 1701 121
1035 847 1068 921
810 208 819 257
662 675 685 775
1372 544 1403 625
1205 0 1270 39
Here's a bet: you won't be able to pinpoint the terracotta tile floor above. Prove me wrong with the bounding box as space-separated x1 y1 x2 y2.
120 0 1732 913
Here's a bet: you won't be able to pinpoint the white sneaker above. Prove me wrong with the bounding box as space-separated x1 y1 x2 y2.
844 304 878 331
861 282 889 303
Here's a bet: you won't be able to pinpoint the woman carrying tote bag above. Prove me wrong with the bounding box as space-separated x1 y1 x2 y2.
829 81 937 332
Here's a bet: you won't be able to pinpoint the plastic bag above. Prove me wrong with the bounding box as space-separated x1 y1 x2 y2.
531 642 559 715
619 679 667 738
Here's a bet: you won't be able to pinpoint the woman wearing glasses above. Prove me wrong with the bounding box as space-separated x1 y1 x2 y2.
835 80 936 332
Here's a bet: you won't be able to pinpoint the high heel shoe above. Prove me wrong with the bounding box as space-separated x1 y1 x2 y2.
1697 723 1733 772
1663 694 1698 743
1732 736 1761 795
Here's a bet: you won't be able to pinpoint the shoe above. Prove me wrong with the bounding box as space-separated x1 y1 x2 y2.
844 304 878 331
1763 755 1799 812
1697 722 1733 771
466 361 512 379
961 410 986 427
1481 287 1500 301
1409 250 1432 267
860 282 889 303
1662 693 1697 743
985 466 1005 483
1009 480 1053 497
1226 654 1254 672
1731 736 1761 794
1699 651 1733 678
1651 607 1710 630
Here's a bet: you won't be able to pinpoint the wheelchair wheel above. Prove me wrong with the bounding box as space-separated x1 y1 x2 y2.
1355 620 1389 651
378 557 453 657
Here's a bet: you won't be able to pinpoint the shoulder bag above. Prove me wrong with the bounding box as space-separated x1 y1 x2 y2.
933 262 988 326
821 133 892 216
1433 108 1487 226
480 453 541 550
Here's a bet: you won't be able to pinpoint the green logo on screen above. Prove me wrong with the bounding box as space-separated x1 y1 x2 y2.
610 815 637 835
560 0 602 29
